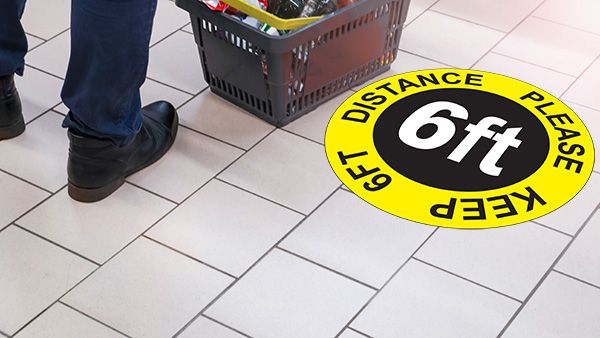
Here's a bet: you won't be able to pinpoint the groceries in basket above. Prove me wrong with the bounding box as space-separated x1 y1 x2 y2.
200 0 358 35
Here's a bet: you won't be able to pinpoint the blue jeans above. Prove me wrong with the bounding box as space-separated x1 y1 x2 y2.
0 0 159 146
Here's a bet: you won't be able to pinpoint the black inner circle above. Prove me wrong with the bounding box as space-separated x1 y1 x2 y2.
373 88 550 192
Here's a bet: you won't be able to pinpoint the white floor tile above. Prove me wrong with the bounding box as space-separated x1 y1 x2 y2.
148 30 207 94
400 11 504 68
494 17 600 76
219 129 340 214
404 0 438 24
566 102 600 173
473 53 576 97
0 226 96 335
179 317 243 338
281 190 434 288
352 260 519 338
53 102 68 115
563 58 600 111
14 303 124 338
535 172 600 235
140 78 192 109
178 91 274 150
206 249 374 338
17 185 174 263
535 0 600 35
503 272 600 338
557 210 600 287
338 329 369 338
128 127 243 202
181 24 193 34
0 171 48 229
14 66 63 122
26 30 70 79
0 112 68 192
150 0 190 46
26 35 45 51
284 91 353 144
433 0 543 32
63 238 233 338
353 51 448 90
415 223 570 300
147 180 303 276
21 0 70 40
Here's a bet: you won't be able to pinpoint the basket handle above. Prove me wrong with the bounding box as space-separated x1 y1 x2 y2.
219 0 323 30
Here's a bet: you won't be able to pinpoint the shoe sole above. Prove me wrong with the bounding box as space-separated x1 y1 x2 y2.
0 116 25 140
68 114 179 203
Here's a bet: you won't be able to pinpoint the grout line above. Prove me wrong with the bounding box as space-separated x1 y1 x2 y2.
497 203 600 337
398 48 455 68
172 185 342 338
0 167 53 194
178 124 247 152
124 181 180 206
280 128 324 146
58 301 133 338
145 77 198 96
175 86 210 110
403 0 442 27
39 27 70 45
428 9 508 34
276 246 379 292
25 28 70 54
215 178 306 217
335 227 439 338
553 269 600 291
149 22 192 49
530 220 574 238
143 235 238 280
12 223 101 266
531 15 600 38
413 257 523 304
563 99 600 114
348 327 373 338
23 63 65 81
143 78 194 102
11 259 101 337
487 51 578 78
468 0 549 70
26 32 48 42
24 108 54 127
201 314 253 338
560 55 600 99
52 109 67 117
10 184 67 227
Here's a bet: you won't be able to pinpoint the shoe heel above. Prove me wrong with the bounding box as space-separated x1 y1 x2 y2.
0 117 25 140
68 178 125 203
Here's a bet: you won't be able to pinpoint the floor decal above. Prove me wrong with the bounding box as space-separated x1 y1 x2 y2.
326 69 595 229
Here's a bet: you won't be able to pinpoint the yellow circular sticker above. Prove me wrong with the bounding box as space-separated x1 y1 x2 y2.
325 69 595 229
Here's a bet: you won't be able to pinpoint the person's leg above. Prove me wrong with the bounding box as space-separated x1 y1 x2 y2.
0 0 27 77
61 0 158 146
0 0 27 139
63 0 179 202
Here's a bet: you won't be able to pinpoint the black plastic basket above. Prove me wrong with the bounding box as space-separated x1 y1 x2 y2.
176 0 411 126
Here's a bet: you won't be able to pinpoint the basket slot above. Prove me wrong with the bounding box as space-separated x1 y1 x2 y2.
202 18 264 57
211 74 271 117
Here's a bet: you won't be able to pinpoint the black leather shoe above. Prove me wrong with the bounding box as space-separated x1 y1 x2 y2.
67 101 178 202
0 74 25 140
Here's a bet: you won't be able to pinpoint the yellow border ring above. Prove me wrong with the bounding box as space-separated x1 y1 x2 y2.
325 69 595 229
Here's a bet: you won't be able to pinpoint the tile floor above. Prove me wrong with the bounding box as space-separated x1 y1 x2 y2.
1 0 599 337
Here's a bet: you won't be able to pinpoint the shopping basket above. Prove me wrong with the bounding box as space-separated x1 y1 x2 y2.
176 0 411 127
